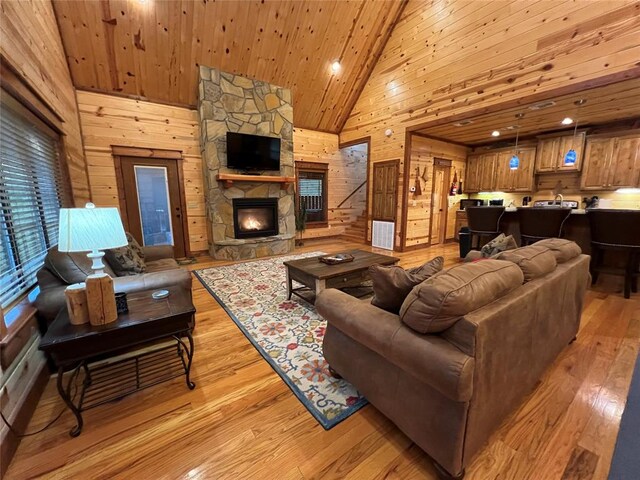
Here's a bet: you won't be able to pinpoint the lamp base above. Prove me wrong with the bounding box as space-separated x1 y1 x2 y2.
87 249 107 276
86 273 118 325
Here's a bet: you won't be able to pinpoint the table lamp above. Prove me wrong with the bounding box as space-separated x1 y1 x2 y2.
58 203 127 325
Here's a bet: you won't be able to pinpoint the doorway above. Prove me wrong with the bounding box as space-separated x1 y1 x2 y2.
429 159 451 245
372 160 398 222
115 155 187 258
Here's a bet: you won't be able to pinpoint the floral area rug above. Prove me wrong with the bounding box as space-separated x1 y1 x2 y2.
193 252 367 429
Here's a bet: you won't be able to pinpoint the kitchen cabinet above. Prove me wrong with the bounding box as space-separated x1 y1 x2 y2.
478 152 497 191
535 132 586 173
465 154 482 192
494 147 536 192
610 136 640 188
581 134 640 190
466 152 497 192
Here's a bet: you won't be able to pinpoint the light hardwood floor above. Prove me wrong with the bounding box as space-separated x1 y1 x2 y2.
5 238 639 480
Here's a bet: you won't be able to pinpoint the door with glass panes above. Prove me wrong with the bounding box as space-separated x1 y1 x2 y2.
118 157 186 258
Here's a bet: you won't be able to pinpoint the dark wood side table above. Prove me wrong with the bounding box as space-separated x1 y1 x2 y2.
39 286 196 437
283 249 400 303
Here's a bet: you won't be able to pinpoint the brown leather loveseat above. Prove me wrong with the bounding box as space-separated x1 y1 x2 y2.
317 239 590 479
34 245 192 332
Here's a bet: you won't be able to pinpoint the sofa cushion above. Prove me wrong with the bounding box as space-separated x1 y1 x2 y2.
399 260 524 333
105 233 146 276
534 238 581 263
369 256 444 313
44 248 116 285
146 258 181 273
494 245 557 282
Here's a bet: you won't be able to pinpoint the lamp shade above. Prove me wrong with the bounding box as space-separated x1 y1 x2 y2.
58 204 127 252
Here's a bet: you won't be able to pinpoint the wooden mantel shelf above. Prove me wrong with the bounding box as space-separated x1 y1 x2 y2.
216 173 296 189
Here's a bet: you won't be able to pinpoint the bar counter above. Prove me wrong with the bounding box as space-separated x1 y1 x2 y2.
497 208 634 255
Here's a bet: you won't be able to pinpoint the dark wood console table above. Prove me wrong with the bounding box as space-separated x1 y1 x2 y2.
39 286 196 437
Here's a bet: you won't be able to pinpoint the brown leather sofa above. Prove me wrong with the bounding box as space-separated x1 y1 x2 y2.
317 240 590 479
34 245 192 332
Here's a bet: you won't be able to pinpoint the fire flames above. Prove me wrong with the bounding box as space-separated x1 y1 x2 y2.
241 216 265 231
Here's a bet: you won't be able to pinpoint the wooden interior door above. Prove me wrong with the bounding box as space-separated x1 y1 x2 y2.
118 157 187 258
429 161 450 245
372 160 398 221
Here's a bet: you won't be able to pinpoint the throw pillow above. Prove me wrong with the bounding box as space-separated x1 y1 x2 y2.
480 233 517 258
127 233 145 261
105 233 146 276
369 256 444 313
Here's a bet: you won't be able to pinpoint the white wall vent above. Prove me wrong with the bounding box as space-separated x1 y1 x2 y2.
372 221 395 250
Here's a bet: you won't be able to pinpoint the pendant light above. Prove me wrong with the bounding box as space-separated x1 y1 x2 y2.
564 99 586 166
510 113 524 170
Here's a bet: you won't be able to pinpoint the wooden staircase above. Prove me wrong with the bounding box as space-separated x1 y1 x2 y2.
342 214 367 241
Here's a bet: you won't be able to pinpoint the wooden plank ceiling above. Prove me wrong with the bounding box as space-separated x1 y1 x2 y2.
52 0 405 133
415 79 640 146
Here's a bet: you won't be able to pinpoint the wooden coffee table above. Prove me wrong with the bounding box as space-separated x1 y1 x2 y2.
283 249 400 303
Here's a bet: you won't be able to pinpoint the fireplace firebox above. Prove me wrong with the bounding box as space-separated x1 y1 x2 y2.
232 198 278 239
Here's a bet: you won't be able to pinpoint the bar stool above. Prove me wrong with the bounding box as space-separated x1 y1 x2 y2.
466 206 505 250
589 209 640 299
517 207 572 246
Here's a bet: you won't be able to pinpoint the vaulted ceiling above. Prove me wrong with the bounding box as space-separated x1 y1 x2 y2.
52 0 405 133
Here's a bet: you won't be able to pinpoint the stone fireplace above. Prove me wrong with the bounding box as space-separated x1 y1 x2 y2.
198 66 295 260
233 198 278 239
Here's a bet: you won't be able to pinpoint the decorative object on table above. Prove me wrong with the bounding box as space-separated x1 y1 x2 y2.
114 292 128 314
152 289 170 300
294 197 307 247
449 169 458 196
193 252 367 429
414 166 422 196
86 274 118 325
64 283 89 325
319 253 354 265
58 203 128 326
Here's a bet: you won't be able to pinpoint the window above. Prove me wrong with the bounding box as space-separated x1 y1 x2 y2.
0 90 69 317
296 162 328 227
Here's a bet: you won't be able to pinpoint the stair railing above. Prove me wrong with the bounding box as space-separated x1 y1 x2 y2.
336 180 367 209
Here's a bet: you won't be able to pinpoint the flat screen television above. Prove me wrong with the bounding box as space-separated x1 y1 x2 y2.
226 132 281 171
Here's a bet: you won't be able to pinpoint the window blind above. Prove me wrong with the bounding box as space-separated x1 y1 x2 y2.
0 91 68 310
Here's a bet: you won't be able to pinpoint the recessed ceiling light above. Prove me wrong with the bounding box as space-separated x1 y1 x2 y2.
528 100 556 110
331 61 341 73
561 117 573 125
453 120 474 127
491 130 500 137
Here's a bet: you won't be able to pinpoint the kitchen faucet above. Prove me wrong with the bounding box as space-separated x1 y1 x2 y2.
554 193 564 206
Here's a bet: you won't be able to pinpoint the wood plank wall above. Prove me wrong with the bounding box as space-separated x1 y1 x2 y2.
75 91 207 252
0 0 90 205
406 136 468 248
339 0 640 249
293 129 367 239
